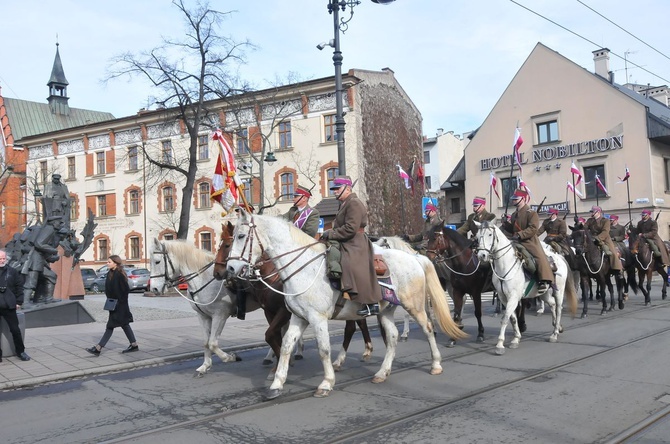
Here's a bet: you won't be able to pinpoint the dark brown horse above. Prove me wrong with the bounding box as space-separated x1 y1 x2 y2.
627 227 668 305
424 226 525 344
213 221 373 372
570 225 625 316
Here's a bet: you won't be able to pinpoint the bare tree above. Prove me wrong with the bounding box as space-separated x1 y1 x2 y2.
105 0 252 239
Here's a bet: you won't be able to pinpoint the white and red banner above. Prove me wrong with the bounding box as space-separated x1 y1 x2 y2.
211 130 241 213
490 172 500 201
595 173 608 195
512 127 524 172
397 164 411 189
567 181 584 198
617 166 630 183
570 162 583 186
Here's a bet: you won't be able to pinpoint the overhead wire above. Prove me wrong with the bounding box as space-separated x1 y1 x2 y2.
508 0 670 85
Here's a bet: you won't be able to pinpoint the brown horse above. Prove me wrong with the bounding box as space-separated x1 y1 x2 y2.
213 221 373 372
627 226 668 305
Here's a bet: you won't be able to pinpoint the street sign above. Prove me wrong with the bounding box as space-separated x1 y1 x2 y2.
421 197 438 219
318 218 324 233
445 224 456 230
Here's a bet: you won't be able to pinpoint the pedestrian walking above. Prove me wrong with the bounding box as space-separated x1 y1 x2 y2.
85 255 139 356
0 249 31 362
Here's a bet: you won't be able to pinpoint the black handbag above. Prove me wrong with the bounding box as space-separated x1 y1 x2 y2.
103 298 118 311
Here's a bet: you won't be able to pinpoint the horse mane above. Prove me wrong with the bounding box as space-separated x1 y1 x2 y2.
442 227 471 250
162 240 215 269
257 215 326 253
376 236 416 254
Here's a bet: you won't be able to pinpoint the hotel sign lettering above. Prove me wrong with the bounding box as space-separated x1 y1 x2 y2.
480 135 623 171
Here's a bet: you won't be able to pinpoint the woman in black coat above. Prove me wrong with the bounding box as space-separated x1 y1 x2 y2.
85 255 139 356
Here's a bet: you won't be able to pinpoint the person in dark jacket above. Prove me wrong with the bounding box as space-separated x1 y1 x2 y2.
283 185 320 238
321 176 382 317
457 196 496 238
636 209 670 266
405 202 444 248
85 255 138 356
0 249 30 362
609 215 626 244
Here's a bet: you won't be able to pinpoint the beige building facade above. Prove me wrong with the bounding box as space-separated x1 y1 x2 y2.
464 43 670 238
17 68 423 268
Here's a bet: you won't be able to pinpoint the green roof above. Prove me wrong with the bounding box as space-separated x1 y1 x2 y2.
4 97 115 141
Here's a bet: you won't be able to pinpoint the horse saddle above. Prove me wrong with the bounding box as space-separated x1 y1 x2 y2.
513 243 558 276
373 254 390 278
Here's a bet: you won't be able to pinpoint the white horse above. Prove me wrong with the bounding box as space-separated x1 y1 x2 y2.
226 211 466 400
149 239 251 376
474 221 577 355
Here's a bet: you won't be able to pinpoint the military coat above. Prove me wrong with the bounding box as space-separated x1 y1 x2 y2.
636 218 670 265
585 216 622 271
457 209 496 238
503 204 554 282
284 205 320 238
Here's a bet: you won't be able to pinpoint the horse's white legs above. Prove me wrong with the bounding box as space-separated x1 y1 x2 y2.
311 317 337 397
266 317 308 400
372 313 399 383
407 306 443 374
496 297 520 355
400 310 411 341
544 286 562 343
536 298 545 315
195 313 214 376
508 311 521 349
207 311 237 362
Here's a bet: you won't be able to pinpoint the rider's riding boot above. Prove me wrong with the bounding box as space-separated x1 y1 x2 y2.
357 303 380 317
537 281 551 296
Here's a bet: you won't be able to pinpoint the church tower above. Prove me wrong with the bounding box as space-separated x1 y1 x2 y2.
47 42 70 115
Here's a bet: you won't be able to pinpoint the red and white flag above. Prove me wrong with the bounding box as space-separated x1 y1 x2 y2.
595 173 608 195
512 127 524 172
490 172 500 201
617 166 630 183
570 162 583 186
567 181 584 198
397 164 411 189
211 130 241 213
518 176 532 198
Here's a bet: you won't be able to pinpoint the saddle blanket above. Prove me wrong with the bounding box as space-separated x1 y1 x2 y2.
329 277 399 305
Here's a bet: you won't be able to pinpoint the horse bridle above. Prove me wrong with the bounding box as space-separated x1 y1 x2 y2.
426 231 481 276
150 242 217 297
572 229 606 274
475 225 523 281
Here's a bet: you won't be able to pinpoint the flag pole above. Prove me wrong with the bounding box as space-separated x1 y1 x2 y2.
626 178 632 224
504 126 521 218
571 171 578 223
595 175 600 207
399 179 406 233
489 184 492 213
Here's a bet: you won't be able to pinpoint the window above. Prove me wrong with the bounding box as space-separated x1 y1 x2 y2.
537 120 558 144
96 152 106 175
198 135 209 160
198 182 211 208
280 173 295 200
324 114 337 142
279 121 292 149
237 129 249 155
327 167 339 197
584 165 606 199
450 198 460 215
163 186 175 211
67 157 76 179
242 180 252 204
70 199 77 221
425 176 432 189
424 151 431 164
665 158 670 191
129 237 140 260
128 146 138 170
161 140 173 164
129 190 140 214
40 161 48 183
200 232 212 252
501 176 518 204
97 195 107 216
98 239 109 261
164 233 175 241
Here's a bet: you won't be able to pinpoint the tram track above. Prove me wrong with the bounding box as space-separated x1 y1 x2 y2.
100 298 670 443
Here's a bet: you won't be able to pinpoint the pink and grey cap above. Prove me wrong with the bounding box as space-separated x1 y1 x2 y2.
590 206 602 213
641 209 652 216
329 175 353 190
425 203 438 212
472 196 486 206
609 214 619 221
548 208 559 215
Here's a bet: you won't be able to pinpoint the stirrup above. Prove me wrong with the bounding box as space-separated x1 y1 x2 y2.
356 303 379 317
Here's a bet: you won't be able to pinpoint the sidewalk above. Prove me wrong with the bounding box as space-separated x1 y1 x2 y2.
0 294 356 391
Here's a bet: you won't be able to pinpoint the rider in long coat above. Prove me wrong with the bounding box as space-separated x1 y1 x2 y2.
501 189 554 294
321 176 381 317
406 202 444 247
585 206 622 272
457 196 496 238
609 215 626 243
636 209 670 266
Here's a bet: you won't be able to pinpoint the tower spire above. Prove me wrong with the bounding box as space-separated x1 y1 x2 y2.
47 42 70 115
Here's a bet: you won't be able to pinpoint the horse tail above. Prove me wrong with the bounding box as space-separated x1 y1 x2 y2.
417 256 468 340
564 258 578 317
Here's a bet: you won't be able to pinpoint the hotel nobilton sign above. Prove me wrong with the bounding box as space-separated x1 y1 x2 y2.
479 135 624 171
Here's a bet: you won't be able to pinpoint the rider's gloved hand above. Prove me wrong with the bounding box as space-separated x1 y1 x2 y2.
320 231 330 241
400 234 410 241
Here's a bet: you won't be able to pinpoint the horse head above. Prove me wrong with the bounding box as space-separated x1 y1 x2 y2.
149 238 178 295
424 224 447 261
474 220 501 263
627 226 641 254
213 221 235 280
226 209 263 279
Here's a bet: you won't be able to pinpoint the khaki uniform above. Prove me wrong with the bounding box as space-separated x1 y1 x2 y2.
637 218 670 266
457 209 496 238
586 216 623 271
284 205 320 238
328 192 381 305
609 223 626 243
503 204 554 282
407 215 444 246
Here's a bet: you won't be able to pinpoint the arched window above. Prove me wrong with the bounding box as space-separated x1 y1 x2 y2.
162 186 175 212
198 182 211 209
326 167 339 197
280 172 294 200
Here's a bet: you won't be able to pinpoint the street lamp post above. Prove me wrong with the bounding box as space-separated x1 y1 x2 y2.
326 0 395 176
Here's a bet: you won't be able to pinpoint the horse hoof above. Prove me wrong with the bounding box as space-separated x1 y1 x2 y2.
663 294 667 300
476 335 485 343
600 309 607 315
333 364 342 372
430 367 443 375
264 389 282 401
623 293 629 301
495 347 505 356
194 372 206 378
445 340 456 348
314 388 331 398
371 376 386 384
509 342 519 349
519 323 527 333
234 355 242 362
400 336 408 342
618 301 625 310
548 337 558 343
262 359 273 366
294 355 303 361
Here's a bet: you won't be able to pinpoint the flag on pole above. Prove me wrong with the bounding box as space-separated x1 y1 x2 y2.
211 130 241 213
567 181 584 198
490 172 500 201
570 162 583 186
415 162 425 192
617 166 630 183
518 176 532 198
595 173 608 195
512 127 524 172
397 164 411 189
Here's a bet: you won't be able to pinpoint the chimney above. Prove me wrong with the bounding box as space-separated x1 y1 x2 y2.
437 128 444 136
592 48 610 79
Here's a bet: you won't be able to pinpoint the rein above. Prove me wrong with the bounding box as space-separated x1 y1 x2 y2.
429 232 482 276
477 227 522 281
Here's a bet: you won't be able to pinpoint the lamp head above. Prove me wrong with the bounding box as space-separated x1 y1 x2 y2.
264 151 277 163
317 39 335 51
